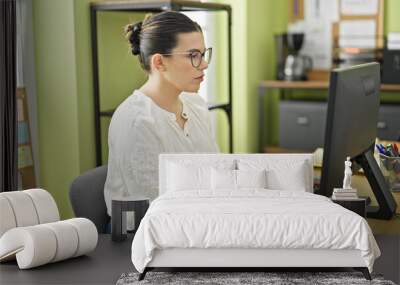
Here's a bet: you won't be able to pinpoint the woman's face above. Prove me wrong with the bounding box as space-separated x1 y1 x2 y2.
161 32 209 93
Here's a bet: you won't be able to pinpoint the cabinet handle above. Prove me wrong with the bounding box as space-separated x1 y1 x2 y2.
296 116 309 125
377 121 387 129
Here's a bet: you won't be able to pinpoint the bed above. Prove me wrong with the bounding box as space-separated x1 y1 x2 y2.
131 154 380 280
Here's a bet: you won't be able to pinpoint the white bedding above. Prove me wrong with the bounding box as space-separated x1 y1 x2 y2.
131 189 380 273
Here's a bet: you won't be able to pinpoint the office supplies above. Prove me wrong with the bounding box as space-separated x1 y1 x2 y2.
379 153 400 191
387 145 395 157
393 144 399 156
376 144 385 155
381 143 400 158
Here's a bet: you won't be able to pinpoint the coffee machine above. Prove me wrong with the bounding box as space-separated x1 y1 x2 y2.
276 33 312 81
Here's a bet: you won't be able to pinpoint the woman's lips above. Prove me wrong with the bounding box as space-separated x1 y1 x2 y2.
195 75 204 81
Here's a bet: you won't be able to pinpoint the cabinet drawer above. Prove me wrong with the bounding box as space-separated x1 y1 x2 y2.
279 101 327 151
377 105 400 141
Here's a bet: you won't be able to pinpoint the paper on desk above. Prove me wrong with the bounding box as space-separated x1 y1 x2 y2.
305 0 339 22
339 20 376 48
341 0 378 15
300 19 332 70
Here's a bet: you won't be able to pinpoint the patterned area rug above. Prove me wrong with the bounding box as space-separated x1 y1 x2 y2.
116 271 396 285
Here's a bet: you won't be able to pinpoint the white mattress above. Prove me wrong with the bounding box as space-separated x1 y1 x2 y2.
131 190 380 273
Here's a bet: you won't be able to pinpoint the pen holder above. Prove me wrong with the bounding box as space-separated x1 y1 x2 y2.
378 153 400 192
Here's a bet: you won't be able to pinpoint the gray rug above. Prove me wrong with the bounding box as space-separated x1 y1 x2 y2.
116 271 396 285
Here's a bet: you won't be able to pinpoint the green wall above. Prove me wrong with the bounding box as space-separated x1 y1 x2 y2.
386 0 400 32
97 11 148 161
246 1 288 151
215 0 289 153
33 0 400 219
33 0 80 219
33 1 149 218
212 11 230 153
74 0 96 174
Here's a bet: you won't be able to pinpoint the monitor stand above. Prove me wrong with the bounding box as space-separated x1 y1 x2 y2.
354 148 397 220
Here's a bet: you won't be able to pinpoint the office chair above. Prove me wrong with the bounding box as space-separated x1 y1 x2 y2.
69 165 110 233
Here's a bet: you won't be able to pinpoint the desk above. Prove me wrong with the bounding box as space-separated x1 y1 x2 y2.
0 233 398 284
258 80 400 152
313 167 400 234
0 234 134 285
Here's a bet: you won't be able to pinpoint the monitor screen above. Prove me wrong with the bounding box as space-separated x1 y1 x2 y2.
320 62 396 219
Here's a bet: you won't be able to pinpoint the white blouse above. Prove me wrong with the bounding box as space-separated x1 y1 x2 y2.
104 90 219 217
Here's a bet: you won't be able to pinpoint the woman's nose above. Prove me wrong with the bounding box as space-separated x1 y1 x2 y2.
198 59 208 70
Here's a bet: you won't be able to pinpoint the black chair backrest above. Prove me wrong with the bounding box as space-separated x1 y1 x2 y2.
69 165 110 233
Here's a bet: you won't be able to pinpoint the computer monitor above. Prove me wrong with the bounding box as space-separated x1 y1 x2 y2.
320 62 397 220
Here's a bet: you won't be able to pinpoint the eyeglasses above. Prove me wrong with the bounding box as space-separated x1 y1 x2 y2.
160 47 212 68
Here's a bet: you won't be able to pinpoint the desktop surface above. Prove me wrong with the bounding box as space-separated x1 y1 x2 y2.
0 234 134 285
0 232 398 284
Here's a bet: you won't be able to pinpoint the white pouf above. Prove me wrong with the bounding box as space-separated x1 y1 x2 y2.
0 189 98 269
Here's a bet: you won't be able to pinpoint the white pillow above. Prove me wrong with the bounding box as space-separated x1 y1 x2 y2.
211 168 236 190
266 167 307 191
236 169 267 188
238 159 310 192
167 162 211 191
211 169 268 190
166 158 236 171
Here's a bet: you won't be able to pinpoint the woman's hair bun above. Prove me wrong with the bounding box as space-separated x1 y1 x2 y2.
125 21 142 55
123 12 202 72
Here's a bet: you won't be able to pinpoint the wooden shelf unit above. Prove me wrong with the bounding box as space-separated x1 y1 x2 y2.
90 0 233 165
259 80 400 92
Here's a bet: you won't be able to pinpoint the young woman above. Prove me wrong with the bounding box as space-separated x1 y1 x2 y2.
104 11 219 226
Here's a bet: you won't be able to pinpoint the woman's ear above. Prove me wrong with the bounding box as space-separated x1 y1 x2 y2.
151 54 166 72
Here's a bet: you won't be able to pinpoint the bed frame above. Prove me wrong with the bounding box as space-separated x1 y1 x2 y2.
137 154 372 281
138 248 371 280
